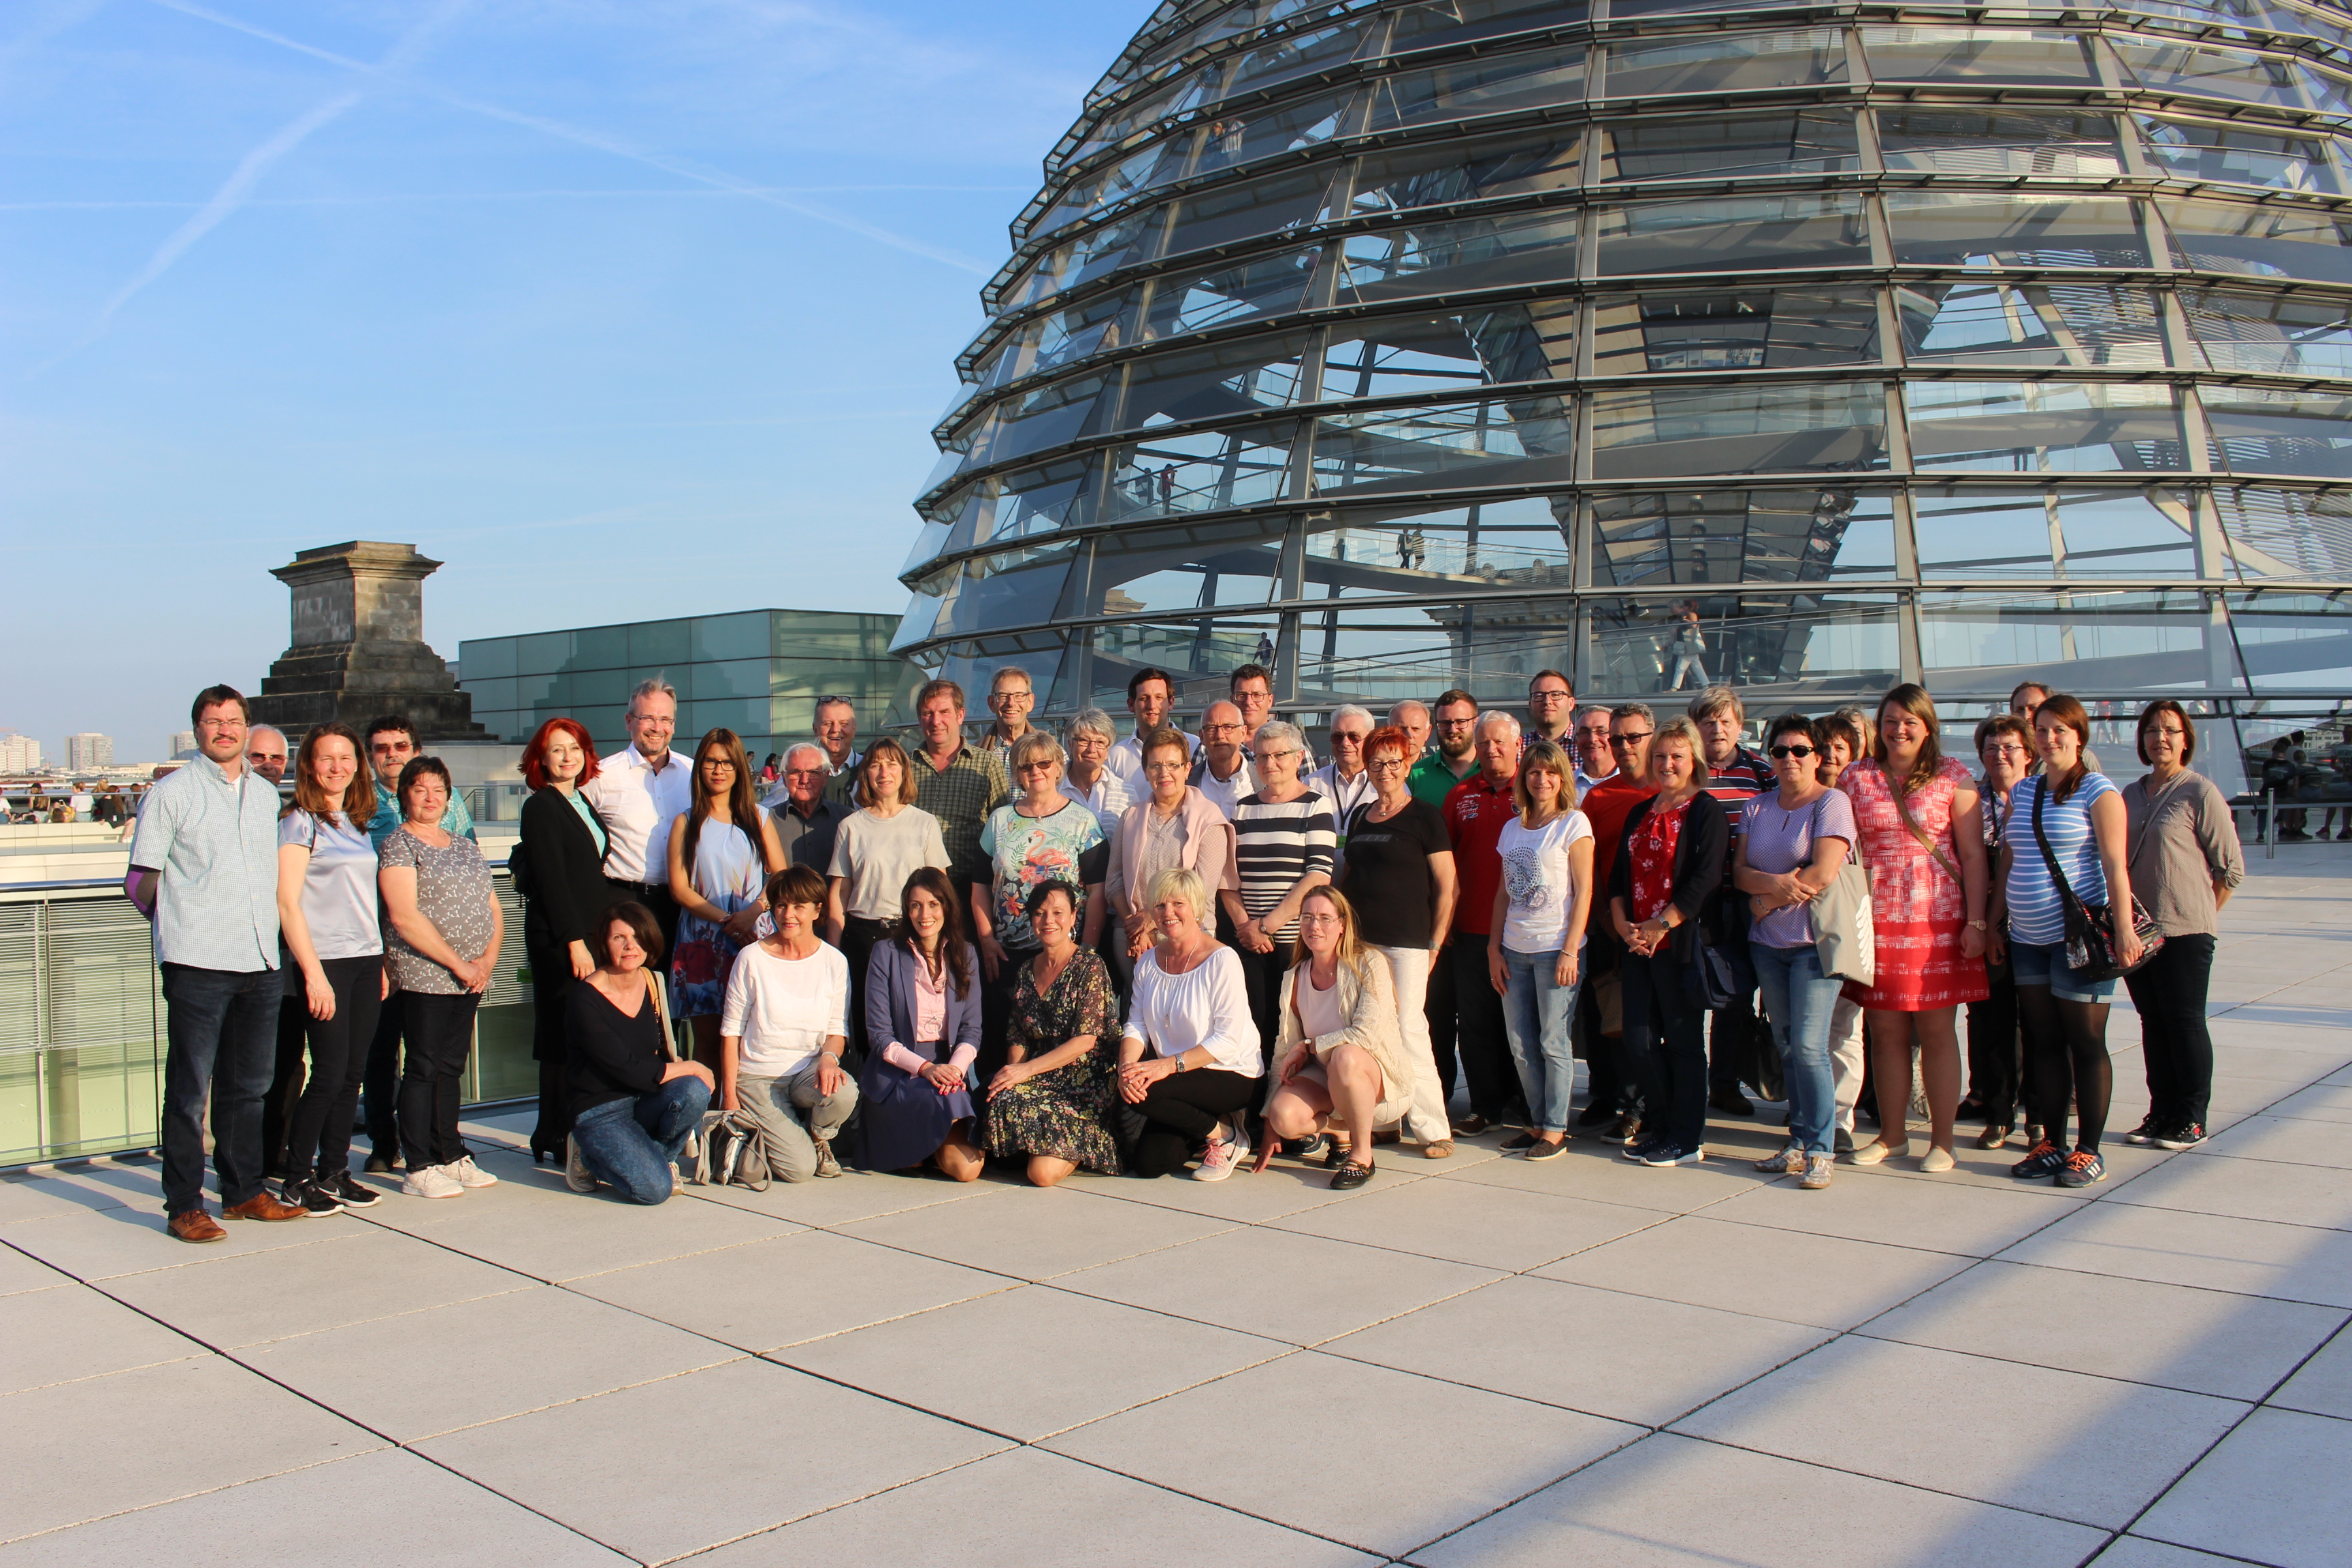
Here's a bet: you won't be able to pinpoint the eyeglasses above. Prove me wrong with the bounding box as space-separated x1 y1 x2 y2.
1435 717 1477 730
1528 689 1571 703
1768 745 1815 760
1261 749 1301 763
1608 732 1653 748
1298 913 1342 928
1366 758 1407 772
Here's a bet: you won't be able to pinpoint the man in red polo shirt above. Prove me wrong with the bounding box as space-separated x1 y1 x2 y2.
1580 704 1660 1141
1692 684 1776 1116
1443 711 1531 1135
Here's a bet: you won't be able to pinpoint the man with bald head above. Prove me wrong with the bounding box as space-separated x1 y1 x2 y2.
1190 699 1258 819
1388 700 1431 760
245 726 289 787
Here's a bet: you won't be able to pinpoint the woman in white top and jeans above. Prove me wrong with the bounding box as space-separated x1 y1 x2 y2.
1487 740 1593 1159
1120 866 1262 1179
722 864 858 1181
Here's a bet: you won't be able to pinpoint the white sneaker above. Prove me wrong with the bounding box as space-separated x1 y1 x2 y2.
446 1155 497 1188
402 1164 463 1200
1194 1132 1247 1181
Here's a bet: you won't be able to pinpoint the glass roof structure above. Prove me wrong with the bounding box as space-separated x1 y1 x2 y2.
897 0 2352 713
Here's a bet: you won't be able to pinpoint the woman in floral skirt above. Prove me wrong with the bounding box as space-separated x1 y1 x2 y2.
983 881 1123 1186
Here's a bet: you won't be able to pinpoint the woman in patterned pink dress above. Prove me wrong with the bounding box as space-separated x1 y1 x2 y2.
1842 684 1991 1173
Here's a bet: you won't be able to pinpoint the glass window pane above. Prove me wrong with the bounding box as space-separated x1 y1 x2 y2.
1034 141 1188 241
2161 197 2352 282
1385 0 1585 58
516 632 573 676
1861 27 2099 85
1310 395 1576 496
1117 330 1313 430
1089 517 1286 617
1913 486 2200 578
1104 421 1298 523
981 289 1134 390
1884 192 2152 268
1610 0 1809 16
2202 387 2352 476
1878 108 2124 178
902 538 1085 644
690 612 768 664
1092 616 1281 706
1320 301 1576 398
1221 18 1371 97
1064 74 1204 169
1008 208 1158 310
1589 382 1888 479
1296 604 1578 708
1135 248 1320 342
1895 282 2170 368
2110 39 2315 108
1304 495 1575 598
1365 45 1584 131
1161 165 1339 259
461 636 517 680
951 371 1113 471
1920 589 2228 692
1332 207 1580 305
1601 27 1847 97
632 619 689 668
936 633 1079 716
925 458 1098 555
2139 116 2340 193
1904 381 2187 472
1593 489 1899 587
2213 487 2352 577
573 624 630 668
2226 591 2352 694
1597 109 1860 182
1591 287 1880 374
2181 288 2352 376
1597 191 1870 275
1193 88 1356 179
1343 132 1582 220
1593 593 1902 699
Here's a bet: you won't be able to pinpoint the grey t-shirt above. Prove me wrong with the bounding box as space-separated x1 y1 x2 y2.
828 806 950 921
1740 788 1859 949
279 809 382 963
380 826 494 993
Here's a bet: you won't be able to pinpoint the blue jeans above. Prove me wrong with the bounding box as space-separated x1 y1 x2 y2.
571 1077 712 1205
1751 942 1843 1156
1501 945 1583 1134
159 964 282 1215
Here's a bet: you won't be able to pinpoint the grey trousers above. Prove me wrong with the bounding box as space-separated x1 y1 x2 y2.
736 1059 860 1183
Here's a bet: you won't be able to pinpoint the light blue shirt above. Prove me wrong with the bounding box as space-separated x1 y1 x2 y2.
370 777 476 853
129 753 281 972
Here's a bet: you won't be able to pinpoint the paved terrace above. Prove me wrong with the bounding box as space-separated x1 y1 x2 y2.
5 855 2351 1568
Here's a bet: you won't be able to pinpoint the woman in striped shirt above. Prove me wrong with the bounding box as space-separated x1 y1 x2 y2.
1223 720 1337 1079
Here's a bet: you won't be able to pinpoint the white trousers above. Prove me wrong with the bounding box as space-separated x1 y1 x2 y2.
1829 995 1865 1133
1373 945 1454 1144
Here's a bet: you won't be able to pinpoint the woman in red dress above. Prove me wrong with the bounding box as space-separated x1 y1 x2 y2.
1842 684 1990 1173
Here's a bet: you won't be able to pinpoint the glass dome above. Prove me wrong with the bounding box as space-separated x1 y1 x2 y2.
899 0 2352 718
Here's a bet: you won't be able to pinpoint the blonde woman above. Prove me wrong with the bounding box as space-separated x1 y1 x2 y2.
1259 886 1415 1188
1486 740 1593 1158
1118 866 1262 1179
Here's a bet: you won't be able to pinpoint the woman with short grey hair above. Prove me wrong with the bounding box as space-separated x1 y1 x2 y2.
1061 707 1134 838
1227 720 1337 1099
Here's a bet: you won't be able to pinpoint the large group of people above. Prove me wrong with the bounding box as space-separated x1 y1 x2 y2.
131 664 2247 1241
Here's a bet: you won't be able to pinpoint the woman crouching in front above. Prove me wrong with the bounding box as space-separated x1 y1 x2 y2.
1118 866 1262 1179
564 902 715 1203
1259 886 1414 1189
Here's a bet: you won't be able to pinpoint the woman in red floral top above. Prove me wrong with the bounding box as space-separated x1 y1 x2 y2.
1605 718 1729 1169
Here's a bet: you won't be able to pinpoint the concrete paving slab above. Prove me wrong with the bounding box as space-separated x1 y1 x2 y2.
2263 1083 2352 1126
0 1200 353 1282
372 1179 804 1281
0 1281 202 1393
1266 1176 1667 1272
1999 1200 2352 1307
2195 1113 2352 1170
0 1242 73 1296
1700 1158 2082 1256
2267 1322 2352 1420
2103 1148 2352 1230
2135 1407 2352 1568
1535 1215 1971 1329
1433 1140 1767 1213
836 1182 1235 1280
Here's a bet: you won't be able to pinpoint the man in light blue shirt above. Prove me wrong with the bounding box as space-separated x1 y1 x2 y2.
128 685 309 1241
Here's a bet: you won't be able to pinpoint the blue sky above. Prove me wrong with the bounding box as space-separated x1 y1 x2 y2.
3 0 1148 762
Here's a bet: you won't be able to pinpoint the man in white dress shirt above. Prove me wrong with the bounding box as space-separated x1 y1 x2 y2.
1190 700 1257 819
585 678 696 958
1307 704 1378 830
1106 666 1198 788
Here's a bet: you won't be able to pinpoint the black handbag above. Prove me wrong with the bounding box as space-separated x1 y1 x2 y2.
2028 782 2161 983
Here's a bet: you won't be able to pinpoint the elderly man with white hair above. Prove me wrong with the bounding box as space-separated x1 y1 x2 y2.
768 742 851 871
1190 699 1258 820
1309 704 1379 827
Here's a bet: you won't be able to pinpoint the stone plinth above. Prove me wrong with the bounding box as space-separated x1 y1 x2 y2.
250 541 489 742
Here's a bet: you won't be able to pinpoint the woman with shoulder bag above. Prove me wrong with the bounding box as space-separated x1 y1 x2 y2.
1734 713 1857 1191
566 902 715 1203
1989 693 2142 1188
2117 702 2243 1152
668 728 787 1073
1260 886 1416 1188
1607 719 1728 1171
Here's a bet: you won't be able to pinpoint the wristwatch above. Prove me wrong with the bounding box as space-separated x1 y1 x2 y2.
1967 919 1988 931
1170 1056 1189 1073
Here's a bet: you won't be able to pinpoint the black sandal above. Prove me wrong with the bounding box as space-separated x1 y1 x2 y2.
1330 1158 1375 1190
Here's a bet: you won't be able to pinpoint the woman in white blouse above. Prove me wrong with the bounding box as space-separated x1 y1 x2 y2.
1117 866 1262 1180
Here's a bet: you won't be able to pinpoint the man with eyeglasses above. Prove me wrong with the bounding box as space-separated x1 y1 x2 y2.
1409 688 1481 808
1190 700 1258 821
1690 685 1776 1118
1309 704 1378 827
1571 704 1616 794
1522 670 1575 756
1578 704 1661 1141
769 742 851 871
979 667 1038 755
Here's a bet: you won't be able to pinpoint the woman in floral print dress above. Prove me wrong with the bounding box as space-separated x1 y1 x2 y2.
983 882 1124 1185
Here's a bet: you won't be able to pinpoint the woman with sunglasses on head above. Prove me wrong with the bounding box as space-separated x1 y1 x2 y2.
975 731 1106 1078
668 728 787 1073
1735 715 1855 1190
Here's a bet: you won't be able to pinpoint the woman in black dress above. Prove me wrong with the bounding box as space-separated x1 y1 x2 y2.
517 719 618 1162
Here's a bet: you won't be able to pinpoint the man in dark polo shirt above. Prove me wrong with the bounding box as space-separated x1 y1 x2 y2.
770 743 850 871
1442 710 1532 1135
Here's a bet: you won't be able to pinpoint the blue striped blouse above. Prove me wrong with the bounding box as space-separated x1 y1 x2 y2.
2004 772 2117 947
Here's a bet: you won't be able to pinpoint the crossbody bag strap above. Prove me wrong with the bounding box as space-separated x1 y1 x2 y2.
649 969 679 1062
2028 781 2076 906
1887 773 1963 887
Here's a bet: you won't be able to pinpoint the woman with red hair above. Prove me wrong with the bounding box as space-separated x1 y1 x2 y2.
517 718 614 1162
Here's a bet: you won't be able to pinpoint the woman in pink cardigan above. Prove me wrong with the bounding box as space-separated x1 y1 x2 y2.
1107 725 1239 969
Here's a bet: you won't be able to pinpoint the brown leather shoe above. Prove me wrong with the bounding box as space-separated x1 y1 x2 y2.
167 1209 227 1243
1420 1140 1454 1159
223 1192 308 1222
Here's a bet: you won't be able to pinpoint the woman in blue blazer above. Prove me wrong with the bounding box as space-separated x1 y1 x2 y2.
859 867 985 1177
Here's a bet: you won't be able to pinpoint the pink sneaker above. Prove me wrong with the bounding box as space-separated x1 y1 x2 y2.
1194 1132 1247 1181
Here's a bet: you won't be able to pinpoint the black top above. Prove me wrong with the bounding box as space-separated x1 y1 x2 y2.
565 979 668 1115
1605 791 1729 966
1338 798 1451 949
519 787 617 949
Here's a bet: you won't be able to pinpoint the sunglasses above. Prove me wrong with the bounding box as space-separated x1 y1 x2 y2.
1607 732 1652 747
1769 745 1815 760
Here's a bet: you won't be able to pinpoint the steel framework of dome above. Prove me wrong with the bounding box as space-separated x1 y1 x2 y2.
896 0 2352 718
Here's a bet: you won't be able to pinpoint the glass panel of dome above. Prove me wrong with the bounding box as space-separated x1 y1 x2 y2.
1595 109 1861 182
2303 62 2352 115
2180 289 2352 376
1590 287 1880 374
1331 207 1580 304
1192 86 1358 178
1904 381 2187 472
2214 487 2352 577
2202 387 2352 476
1918 589 2223 691
1859 27 2098 86
1609 0 1807 18
1093 617 1281 698
1136 248 1321 342
930 458 1098 555
1598 27 1847 98
1296 606 1579 706
1034 141 1190 240
976 290 1132 391
2228 591 2352 693
1103 421 1298 522
1590 593 1901 698
1303 494 1575 595
2137 116 2341 193
1087 517 1287 616
952 370 1114 470
1895 282 2170 368
1878 109 2125 178
936 633 1078 710
1588 382 1888 479
1310 395 1577 495
1160 164 1342 259
1065 74 1207 169
1596 191 1870 275
1343 131 1582 220
2108 39 2315 109
1115 329 1313 429
1221 18 1373 97
1884 191 2152 268
1913 485 2200 577
1384 0 1586 58
2161 197 2352 282
1363 44 1585 131
1592 489 1899 587
911 540 1085 641
1321 301 1575 398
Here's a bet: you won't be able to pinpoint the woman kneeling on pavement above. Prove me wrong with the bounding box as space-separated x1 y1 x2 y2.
860 867 985 1180
565 902 715 1203
1259 886 1415 1188
1119 866 1263 1179
720 864 858 1181
984 880 1124 1186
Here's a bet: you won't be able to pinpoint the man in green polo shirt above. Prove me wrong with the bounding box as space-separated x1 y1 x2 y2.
1409 687 1481 807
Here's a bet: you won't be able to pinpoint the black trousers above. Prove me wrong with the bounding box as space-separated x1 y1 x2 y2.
1448 932 1526 1122
1965 958 2022 1126
1426 933 1460 1102
2124 933 2217 1129
284 956 385 1180
1580 933 1629 1114
261 987 308 1175
1132 1068 1258 1177
527 931 577 1154
1622 949 1709 1151
363 990 405 1156
1707 991 1764 1097
398 991 480 1171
